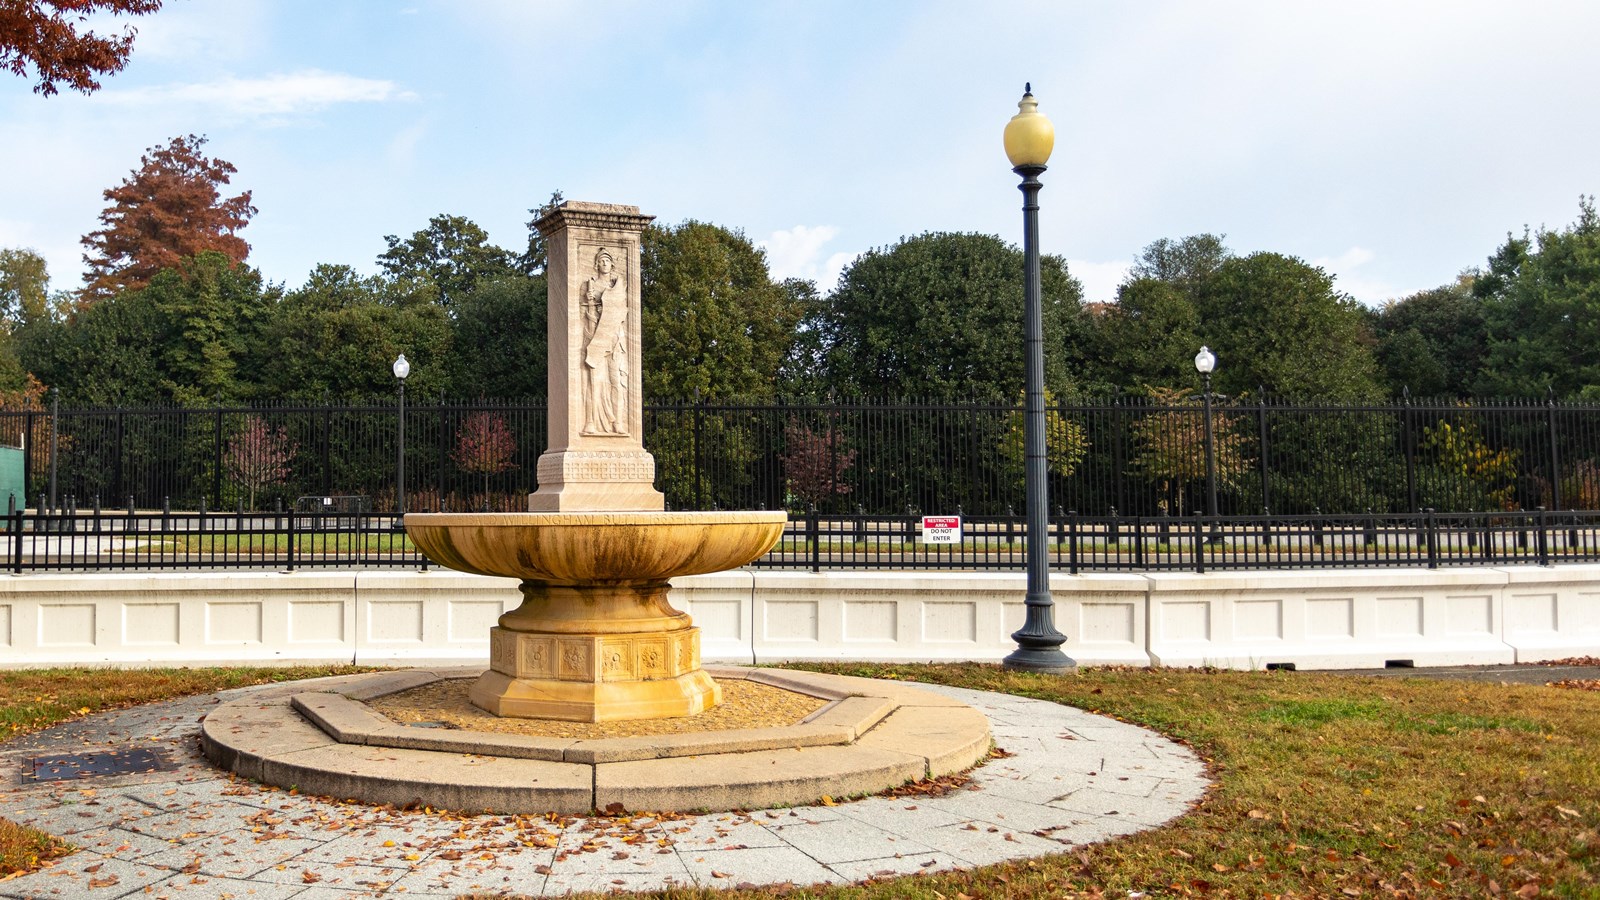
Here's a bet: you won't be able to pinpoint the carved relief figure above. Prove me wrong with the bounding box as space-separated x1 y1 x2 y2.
580 247 629 435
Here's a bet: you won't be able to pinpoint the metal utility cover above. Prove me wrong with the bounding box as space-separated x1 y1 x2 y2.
22 747 170 783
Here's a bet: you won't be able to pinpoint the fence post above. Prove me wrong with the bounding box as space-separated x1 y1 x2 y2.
1107 506 1120 548
125 495 134 535
1005 505 1015 547
807 506 819 574
92 495 101 534
1257 393 1271 514
212 408 224 507
21 409 32 501
10 498 21 574
286 501 296 572
1536 506 1550 566
1068 509 1079 575
1425 508 1439 569
1261 506 1273 548
1547 389 1563 513
1313 508 1324 548
1193 511 1206 574
162 497 171 532
1402 387 1418 515
1362 508 1376 547
1483 514 1494 562
854 504 865 544
1133 514 1146 568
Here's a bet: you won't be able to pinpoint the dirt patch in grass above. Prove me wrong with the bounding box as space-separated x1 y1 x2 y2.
368 677 827 738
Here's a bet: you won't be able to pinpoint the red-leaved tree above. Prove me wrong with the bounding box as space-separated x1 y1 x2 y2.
224 415 295 510
1 0 162 96
451 411 517 505
781 417 856 512
80 134 257 303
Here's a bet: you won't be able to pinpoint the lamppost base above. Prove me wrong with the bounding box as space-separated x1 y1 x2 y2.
1001 647 1076 675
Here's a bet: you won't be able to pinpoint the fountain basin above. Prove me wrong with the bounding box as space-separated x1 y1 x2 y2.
405 511 786 722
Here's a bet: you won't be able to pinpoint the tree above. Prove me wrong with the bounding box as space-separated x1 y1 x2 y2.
781 417 856 512
378 214 514 308
224 414 296 510
80 134 256 303
255 265 452 401
1128 387 1251 517
35 252 272 404
451 410 517 506
444 273 546 400
996 389 1089 492
516 190 564 276
1129 233 1231 298
1195 252 1383 400
1372 277 1486 397
1087 277 1202 391
1475 198 1600 398
812 232 1087 400
0 247 51 329
1 0 161 95
640 220 805 400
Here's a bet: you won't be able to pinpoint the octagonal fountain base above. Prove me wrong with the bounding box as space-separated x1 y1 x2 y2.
199 666 993 815
403 511 786 723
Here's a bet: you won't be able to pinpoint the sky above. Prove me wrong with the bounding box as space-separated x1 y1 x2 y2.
3 0 1599 307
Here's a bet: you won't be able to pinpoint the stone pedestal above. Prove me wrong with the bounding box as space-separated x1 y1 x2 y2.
528 202 665 512
471 618 718 722
469 578 719 721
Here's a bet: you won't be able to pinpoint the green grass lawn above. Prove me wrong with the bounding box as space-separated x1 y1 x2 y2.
3 664 1596 898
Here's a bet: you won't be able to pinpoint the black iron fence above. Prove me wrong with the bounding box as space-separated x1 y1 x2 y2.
2 394 1598 520
5 503 1597 575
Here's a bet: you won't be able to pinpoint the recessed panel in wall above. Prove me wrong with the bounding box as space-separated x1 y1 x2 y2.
1235 600 1283 640
1376 597 1423 636
843 601 896 642
367 601 424 643
1307 598 1355 639
206 603 262 644
40 604 95 646
1163 602 1210 642
1445 594 1493 636
923 602 977 643
1003 601 1025 636
1504 593 1557 636
765 600 819 642
447 601 500 643
1576 592 1600 634
123 603 180 645
0 604 10 647
1080 603 1135 644
289 601 345 644
686 600 742 641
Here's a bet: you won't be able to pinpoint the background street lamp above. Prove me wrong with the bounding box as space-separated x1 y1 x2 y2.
1001 84 1074 675
1194 345 1220 543
393 353 410 528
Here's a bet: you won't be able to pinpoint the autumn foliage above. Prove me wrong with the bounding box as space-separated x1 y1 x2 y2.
451 410 517 504
80 134 256 303
223 414 296 510
0 0 161 96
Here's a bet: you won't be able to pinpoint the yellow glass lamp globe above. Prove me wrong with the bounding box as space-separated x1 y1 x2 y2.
1003 83 1054 168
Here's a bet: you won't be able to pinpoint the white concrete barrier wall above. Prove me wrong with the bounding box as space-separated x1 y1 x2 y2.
0 566 1596 670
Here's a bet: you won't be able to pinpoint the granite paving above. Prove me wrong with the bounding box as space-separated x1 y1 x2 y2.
0 678 1209 897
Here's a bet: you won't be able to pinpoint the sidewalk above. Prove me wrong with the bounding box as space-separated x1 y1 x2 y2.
0 678 1208 899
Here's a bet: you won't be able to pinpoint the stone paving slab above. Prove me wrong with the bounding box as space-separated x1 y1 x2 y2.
0 676 1209 898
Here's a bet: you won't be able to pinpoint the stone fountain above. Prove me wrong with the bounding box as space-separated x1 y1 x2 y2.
403 202 786 722
199 202 990 815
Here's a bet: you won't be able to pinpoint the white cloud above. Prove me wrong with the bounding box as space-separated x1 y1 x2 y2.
1066 260 1133 306
1312 246 1405 306
759 225 856 292
100 70 415 120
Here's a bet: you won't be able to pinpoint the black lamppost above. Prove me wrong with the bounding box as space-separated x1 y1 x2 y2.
1194 346 1220 543
1001 84 1074 675
393 353 410 528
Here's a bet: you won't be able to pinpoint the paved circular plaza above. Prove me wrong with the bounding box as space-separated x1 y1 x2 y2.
0 672 1208 898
